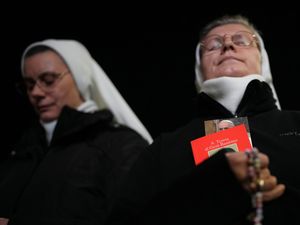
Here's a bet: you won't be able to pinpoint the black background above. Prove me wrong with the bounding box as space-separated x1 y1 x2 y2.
4 8 299 154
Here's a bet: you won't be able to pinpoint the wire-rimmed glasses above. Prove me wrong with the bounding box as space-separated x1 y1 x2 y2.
23 70 70 92
200 31 259 55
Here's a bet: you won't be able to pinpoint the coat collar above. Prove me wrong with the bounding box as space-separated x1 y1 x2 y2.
52 106 114 144
196 80 278 119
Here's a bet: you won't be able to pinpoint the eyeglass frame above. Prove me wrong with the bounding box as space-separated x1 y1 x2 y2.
23 70 70 93
199 30 260 56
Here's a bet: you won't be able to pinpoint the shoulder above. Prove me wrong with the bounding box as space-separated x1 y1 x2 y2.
145 118 205 161
102 123 149 146
157 118 204 144
274 110 300 130
257 109 300 125
89 121 148 156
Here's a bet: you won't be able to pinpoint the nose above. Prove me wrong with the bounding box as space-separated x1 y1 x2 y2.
29 83 46 97
221 34 235 53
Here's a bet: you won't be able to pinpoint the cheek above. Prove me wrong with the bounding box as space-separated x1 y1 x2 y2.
52 91 68 107
201 59 217 80
249 55 262 73
52 87 80 109
28 95 35 105
248 49 261 70
201 58 210 72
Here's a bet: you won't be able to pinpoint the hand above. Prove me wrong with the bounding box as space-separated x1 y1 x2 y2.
226 151 285 202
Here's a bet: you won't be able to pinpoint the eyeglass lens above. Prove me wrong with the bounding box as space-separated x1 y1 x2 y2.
24 71 67 92
202 31 255 52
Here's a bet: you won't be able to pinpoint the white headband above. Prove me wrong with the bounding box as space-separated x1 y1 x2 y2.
195 33 280 109
21 39 153 143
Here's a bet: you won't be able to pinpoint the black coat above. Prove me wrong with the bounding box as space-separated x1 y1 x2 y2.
0 107 148 225
107 80 300 225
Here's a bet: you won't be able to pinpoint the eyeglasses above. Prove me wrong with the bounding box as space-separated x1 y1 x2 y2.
200 31 259 55
23 70 70 92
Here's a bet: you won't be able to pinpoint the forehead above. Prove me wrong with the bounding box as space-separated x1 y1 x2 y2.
24 50 67 75
25 51 65 67
206 24 252 37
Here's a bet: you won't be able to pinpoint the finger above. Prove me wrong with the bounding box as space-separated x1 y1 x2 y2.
226 152 248 180
258 153 269 168
263 184 285 202
261 176 277 191
260 168 271 179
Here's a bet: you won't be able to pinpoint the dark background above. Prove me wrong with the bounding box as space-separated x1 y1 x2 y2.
3 8 299 156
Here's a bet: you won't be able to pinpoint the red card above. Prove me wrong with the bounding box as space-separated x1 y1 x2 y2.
190 124 252 165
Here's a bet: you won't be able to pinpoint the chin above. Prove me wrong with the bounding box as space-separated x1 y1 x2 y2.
39 112 59 123
217 66 249 76
223 74 248 77
215 69 249 77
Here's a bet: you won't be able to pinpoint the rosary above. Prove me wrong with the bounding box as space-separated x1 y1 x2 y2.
245 148 264 225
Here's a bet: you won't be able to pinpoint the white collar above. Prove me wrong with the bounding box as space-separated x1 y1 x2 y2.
201 75 265 114
40 120 57 145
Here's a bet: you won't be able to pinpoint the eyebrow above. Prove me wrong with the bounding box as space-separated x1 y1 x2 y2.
23 71 59 79
206 30 252 37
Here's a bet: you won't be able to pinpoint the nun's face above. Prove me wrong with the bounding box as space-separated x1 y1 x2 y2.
23 50 83 122
200 24 261 81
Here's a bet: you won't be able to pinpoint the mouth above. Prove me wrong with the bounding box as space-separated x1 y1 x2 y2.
38 104 53 113
218 57 242 65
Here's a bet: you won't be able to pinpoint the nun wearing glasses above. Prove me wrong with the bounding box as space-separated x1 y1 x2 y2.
106 15 300 225
0 39 152 225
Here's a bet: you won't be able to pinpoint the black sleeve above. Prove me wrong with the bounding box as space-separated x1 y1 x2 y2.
106 138 252 225
263 185 300 225
0 154 37 218
105 128 149 211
